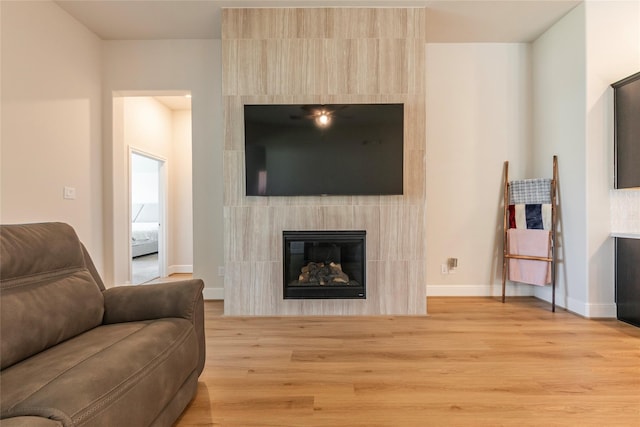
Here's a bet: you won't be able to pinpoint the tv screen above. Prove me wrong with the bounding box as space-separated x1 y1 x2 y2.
244 103 404 196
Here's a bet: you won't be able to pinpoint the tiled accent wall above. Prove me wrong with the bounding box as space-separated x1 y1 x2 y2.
611 189 640 233
222 8 427 315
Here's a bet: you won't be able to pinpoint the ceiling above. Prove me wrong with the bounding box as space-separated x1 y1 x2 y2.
154 95 192 111
54 0 581 43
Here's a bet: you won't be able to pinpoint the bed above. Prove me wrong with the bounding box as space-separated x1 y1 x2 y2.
132 203 159 258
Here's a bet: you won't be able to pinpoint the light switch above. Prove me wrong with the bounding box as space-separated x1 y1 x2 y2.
63 186 76 200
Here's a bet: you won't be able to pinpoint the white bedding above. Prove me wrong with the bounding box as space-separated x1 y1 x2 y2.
132 222 158 257
132 222 158 242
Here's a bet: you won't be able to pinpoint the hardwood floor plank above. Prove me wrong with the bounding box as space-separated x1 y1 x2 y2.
175 297 640 426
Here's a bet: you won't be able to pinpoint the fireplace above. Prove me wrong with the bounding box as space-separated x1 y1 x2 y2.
283 231 366 299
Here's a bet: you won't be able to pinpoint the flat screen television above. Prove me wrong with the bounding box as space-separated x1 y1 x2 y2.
244 103 404 196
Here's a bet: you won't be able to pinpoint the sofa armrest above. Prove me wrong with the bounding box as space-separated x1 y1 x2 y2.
102 279 204 324
102 279 206 375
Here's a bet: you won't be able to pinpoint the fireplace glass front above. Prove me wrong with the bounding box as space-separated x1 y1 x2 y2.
283 230 366 299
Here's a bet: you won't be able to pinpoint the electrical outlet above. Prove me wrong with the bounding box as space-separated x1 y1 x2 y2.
448 257 458 274
441 264 448 274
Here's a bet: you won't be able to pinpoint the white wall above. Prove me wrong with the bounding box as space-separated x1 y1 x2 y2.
585 0 640 315
532 1 640 317
425 43 533 296
532 4 587 314
102 40 222 297
4 1 635 310
124 97 172 157
0 0 103 268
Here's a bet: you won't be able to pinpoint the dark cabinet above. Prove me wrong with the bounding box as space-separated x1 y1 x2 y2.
612 71 640 189
615 238 640 327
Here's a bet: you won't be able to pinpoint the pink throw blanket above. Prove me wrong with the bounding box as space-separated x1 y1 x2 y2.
507 229 551 286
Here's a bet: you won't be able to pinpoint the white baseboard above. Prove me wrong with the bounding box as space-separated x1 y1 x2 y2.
426 283 535 297
565 297 616 318
534 288 616 318
584 303 617 318
168 264 193 275
427 285 617 319
203 287 224 300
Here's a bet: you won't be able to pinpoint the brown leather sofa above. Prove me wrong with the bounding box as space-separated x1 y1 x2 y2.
0 223 205 426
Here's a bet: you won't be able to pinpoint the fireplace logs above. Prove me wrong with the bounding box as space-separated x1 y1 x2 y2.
298 262 350 285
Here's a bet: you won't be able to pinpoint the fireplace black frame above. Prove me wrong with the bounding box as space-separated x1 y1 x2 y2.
283 230 366 299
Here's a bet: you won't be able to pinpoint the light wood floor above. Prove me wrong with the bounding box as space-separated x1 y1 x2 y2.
175 297 640 427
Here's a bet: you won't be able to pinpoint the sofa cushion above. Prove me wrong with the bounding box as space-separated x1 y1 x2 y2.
0 223 86 281
0 417 63 427
0 318 198 427
0 223 104 369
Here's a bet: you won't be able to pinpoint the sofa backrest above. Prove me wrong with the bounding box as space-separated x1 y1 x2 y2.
0 223 105 369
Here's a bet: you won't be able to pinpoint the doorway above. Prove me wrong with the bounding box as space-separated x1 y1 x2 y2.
130 151 166 284
111 93 193 286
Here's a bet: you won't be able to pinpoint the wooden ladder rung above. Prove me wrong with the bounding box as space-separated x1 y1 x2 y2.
504 254 552 262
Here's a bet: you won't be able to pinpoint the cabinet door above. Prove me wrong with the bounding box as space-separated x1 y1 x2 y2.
613 72 640 189
616 238 640 327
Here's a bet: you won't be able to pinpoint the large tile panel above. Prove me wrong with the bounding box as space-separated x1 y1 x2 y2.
223 7 427 315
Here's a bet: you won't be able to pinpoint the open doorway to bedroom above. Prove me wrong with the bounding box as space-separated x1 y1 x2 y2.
131 151 164 284
116 92 193 285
